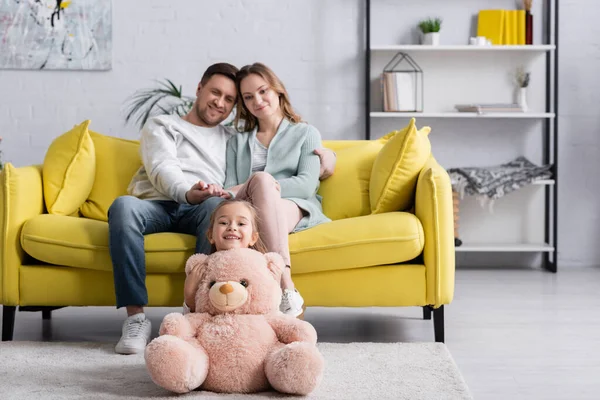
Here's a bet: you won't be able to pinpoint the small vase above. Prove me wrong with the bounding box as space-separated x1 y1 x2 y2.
517 87 528 112
422 32 440 46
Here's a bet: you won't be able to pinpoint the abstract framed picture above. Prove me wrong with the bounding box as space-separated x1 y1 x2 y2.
0 0 112 70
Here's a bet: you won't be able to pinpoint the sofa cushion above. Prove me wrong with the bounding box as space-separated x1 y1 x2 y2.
289 212 424 275
79 131 142 221
370 118 431 214
21 211 424 276
21 214 195 274
42 120 96 216
318 140 385 221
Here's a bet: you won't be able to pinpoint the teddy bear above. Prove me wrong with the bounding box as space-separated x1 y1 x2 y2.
144 248 324 395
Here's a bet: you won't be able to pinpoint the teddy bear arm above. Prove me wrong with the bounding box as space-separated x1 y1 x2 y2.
159 312 196 338
266 315 318 345
184 312 210 333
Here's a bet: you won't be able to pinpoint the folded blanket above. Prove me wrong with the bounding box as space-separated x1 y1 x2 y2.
448 156 553 209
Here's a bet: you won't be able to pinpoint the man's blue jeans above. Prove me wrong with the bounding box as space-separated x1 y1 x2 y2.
108 195 224 308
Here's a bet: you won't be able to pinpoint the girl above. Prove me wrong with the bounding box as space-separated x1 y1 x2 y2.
223 63 331 318
183 199 288 313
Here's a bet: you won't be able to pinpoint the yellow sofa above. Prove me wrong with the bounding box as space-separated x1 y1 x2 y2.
0 119 455 342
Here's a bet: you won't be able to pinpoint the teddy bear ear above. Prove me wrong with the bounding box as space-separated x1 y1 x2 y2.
185 253 209 276
264 252 285 280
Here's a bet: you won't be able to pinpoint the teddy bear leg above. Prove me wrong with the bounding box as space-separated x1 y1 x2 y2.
265 342 324 395
145 335 209 394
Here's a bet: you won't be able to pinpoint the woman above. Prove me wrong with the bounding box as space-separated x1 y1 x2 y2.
223 62 331 318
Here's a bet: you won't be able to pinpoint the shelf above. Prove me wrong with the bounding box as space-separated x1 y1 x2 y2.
455 243 555 253
532 179 555 186
371 45 556 52
370 112 556 119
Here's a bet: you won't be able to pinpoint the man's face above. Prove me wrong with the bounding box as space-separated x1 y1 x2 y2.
194 74 237 127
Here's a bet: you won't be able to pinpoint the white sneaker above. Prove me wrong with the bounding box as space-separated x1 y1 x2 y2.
280 289 305 318
115 313 152 355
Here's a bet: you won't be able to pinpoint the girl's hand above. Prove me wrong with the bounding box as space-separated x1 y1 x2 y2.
183 264 204 312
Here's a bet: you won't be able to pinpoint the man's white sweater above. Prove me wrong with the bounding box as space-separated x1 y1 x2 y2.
127 115 233 204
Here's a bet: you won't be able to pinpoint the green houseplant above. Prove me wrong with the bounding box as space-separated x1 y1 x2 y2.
418 17 442 45
123 79 238 131
123 79 195 131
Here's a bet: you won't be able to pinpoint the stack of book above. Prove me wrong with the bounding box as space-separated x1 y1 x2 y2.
477 9 531 45
455 103 524 114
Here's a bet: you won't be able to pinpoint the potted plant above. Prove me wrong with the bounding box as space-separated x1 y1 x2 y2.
418 17 442 45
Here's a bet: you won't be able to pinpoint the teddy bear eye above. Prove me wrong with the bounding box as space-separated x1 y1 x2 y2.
209 281 216 288
240 280 248 288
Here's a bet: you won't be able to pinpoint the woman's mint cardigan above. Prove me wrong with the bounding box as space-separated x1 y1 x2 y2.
224 119 331 233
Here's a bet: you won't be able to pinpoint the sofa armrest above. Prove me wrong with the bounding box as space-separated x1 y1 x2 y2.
414 156 455 308
0 164 45 305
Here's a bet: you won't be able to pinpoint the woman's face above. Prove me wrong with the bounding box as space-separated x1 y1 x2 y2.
240 73 281 121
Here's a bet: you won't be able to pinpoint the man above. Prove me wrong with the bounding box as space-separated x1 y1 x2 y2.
108 63 336 354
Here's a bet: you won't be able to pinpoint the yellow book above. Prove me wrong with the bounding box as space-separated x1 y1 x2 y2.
477 10 505 45
503 10 513 45
516 10 526 45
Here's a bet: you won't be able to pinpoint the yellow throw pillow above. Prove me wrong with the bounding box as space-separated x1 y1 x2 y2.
318 141 385 220
42 120 96 216
79 131 142 221
370 118 431 214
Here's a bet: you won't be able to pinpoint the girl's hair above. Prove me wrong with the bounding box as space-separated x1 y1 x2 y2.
207 199 268 254
234 62 302 133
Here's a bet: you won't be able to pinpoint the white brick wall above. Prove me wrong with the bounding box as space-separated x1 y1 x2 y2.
0 0 364 166
0 0 596 267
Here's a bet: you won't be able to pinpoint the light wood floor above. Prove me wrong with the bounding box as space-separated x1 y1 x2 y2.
3 267 600 399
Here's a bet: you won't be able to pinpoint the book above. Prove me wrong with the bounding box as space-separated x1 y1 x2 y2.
455 103 524 113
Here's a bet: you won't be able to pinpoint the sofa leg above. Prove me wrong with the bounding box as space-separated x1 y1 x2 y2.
19 306 64 319
423 306 432 320
433 305 445 343
2 306 16 341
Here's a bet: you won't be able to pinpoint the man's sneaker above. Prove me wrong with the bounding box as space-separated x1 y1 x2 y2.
115 313 152 355
280 289 306 318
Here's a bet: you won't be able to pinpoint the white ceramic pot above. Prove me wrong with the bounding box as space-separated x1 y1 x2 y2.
517 87 528 112
422 32 440 45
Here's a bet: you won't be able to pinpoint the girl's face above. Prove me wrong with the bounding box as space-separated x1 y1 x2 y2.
240 73 281 120
209 203 259 251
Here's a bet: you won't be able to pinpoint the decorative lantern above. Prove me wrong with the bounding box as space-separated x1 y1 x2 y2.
381 52 424 112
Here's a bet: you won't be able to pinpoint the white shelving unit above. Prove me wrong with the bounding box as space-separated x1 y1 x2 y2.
371 45 555 52
366 1 559 271
370 112 555 119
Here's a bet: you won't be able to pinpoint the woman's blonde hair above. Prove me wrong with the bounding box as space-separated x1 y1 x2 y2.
207 199 268 254
234 62 302 132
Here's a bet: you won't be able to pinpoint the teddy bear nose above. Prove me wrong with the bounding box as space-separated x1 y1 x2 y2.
219 283 234 294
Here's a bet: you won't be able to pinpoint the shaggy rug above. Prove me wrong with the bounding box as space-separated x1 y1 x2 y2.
0 341 471 399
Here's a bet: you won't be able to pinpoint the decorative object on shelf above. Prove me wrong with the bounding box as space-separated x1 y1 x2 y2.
418 17 442 45
524 0 533 44
515 66 531 112
448 156 553 210
381 53 424 112
469 36 492 46
0 0 112 70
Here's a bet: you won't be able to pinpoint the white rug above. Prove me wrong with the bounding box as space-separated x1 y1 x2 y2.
0 341 471 399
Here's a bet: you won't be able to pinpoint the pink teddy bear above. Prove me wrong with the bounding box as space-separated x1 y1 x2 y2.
144 248 324 395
